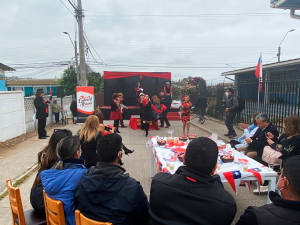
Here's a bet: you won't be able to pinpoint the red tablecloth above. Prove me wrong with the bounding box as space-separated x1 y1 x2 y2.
129 115 158 130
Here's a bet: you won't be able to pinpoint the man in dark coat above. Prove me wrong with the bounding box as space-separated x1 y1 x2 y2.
148 137 236 225
244 113 279 159
225 88 239 138
34 89 51 139
70 96 77 124
75 133 149 225
236 156 300 225
195 92 207 124
158 91 171 128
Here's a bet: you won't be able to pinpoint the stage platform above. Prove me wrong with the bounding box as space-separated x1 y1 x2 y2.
100 106 180 121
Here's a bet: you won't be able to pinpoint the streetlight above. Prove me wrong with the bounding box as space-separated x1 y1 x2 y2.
278 29 295 62
63 32 80 85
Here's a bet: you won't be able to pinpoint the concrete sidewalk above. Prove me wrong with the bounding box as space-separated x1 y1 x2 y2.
190 114 244 143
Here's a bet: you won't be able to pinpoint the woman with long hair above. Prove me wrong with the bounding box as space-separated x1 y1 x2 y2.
40 136 86 225
265 116 300 166
181 96 192 137
110 93 122 133
78 115 102 169
151 96 162 130
142 94 153 137
93 109 134 156
30 129 72 215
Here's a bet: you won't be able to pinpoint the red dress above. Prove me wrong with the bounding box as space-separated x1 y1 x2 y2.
181 101 192 122
110 101 122 120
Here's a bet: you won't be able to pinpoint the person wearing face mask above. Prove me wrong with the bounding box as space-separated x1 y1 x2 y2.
224 88 239 138
236 156 300 225
52 99 61 124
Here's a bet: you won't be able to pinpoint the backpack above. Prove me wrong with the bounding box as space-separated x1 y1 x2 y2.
235 96 245 113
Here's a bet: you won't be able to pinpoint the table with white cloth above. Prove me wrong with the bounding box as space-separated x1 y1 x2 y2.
148 137 278 204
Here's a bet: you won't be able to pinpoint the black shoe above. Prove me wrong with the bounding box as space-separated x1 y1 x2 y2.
224 134 230 136
145 134 148 137
45 135 50 137
124 148 134 155
165 125 170 128
118 159 124 166
116 130 120 133
39 137 47 139
159 125 164 128
120 126 127 128
228 134 237 138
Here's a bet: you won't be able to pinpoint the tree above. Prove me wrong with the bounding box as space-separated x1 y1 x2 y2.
87 72 103 92
58 67 77 96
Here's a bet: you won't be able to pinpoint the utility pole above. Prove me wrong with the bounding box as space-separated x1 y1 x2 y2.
77 0 87 86
277 46 281 62
74 40 80 85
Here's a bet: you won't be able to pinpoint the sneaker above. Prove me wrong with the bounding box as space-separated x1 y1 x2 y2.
253 186 269 195
201 120 204 124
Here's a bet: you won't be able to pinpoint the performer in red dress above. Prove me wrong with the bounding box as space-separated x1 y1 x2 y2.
181 96 192 137
110 93 122 133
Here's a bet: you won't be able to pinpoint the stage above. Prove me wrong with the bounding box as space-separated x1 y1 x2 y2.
100 106 180 121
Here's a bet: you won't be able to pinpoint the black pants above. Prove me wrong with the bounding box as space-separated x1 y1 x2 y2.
225 115 236 135
114 119 119 129
54 113 60 123
198 108 206 121
38 118 47 138
160 108 170 126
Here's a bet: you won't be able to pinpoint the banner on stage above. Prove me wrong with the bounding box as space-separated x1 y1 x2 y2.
76 86 94 123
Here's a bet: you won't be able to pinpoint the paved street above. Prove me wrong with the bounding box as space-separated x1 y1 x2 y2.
0 120 270 224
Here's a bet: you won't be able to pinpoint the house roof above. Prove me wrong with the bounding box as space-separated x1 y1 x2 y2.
221 58 300 76
6 79 60 85
0 63 16 71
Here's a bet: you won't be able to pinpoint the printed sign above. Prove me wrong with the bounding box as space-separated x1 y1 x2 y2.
76 86 94 123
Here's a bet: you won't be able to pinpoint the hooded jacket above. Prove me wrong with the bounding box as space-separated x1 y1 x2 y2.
74 162 149 225
236 191 300 225
40 159 86 225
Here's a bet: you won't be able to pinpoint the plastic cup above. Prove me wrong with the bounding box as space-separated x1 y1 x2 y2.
156 135 159 140
243 165 248 173
217 165 221 171
269 164 274 171
166 161 170 169
170 162 175 172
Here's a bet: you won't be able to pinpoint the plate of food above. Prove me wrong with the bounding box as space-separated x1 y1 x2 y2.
238 159 249 164
179 135 188 141
220 155 235 163
157 138 167 146
171 147 186 154
188 133 197 139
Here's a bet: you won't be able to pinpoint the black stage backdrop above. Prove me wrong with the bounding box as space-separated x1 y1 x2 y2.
104 73 171 106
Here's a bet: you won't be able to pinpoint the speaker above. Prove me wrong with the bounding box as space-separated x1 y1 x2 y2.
57 86 65 98
198 81 207 93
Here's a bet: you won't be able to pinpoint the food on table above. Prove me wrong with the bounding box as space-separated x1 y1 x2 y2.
167 137 174 143
157 138 167 145
171 147 186 154
177 153 185 162
179 135 188 141
188 133 197 139
220 155 234 163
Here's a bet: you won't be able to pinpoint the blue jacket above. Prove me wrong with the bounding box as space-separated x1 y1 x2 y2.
40 159 87 225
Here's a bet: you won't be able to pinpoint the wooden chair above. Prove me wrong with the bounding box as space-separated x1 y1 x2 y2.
43 190 66 225
75 210 112 225
6 178 46 225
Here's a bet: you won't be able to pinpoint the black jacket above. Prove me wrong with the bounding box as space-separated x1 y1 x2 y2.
79 133 102 164
74 162 149 225
159 94 171 108
148 166 236 225
70 98 77 112
248 123 279 157
236 191 300 225
34 96 49 119
195 94 207 109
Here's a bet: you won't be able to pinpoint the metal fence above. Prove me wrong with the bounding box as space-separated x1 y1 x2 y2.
205 77 300 133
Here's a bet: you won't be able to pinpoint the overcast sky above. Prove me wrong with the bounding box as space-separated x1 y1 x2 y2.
1 0 299 84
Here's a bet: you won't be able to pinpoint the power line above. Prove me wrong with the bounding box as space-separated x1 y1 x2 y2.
59 0 75 16
83 32 106 65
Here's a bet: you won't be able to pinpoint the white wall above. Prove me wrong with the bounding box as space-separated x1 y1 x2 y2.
0 68 4 75
25 95 72 133
0 91 26 142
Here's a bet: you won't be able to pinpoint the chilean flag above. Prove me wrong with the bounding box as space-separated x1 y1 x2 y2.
223 170 242 194
255 54 263 92
49 84 53 94
247 168 264 185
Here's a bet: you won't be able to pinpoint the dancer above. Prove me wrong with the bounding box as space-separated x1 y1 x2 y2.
135 82 143 106
159 91 171 128
110 93 122 133
151 95 162 130
181 96 192 137
142 94 152 137
118 93 127 128
139 93 145 130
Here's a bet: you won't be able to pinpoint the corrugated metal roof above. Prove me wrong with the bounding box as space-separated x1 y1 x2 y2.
221 58 300 76
0 63 16 71
6 79 60 85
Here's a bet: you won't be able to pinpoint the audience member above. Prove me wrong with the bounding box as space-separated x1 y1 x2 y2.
224 88 238 138
236 156 300 225
148 137 236 225
244 113 279 159
75 133 148 225
70 96 77 124
195 92 208 124
52 99 61 124
158 91 171 128
78 115 102 169
30 129 72 215
263 116 300 167
40 136 86 225
230 112 260 150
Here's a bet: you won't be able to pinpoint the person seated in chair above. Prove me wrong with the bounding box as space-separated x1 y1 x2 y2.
236 156 300 225
148 137 236 225
244 113 279 160
75 133 148 225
